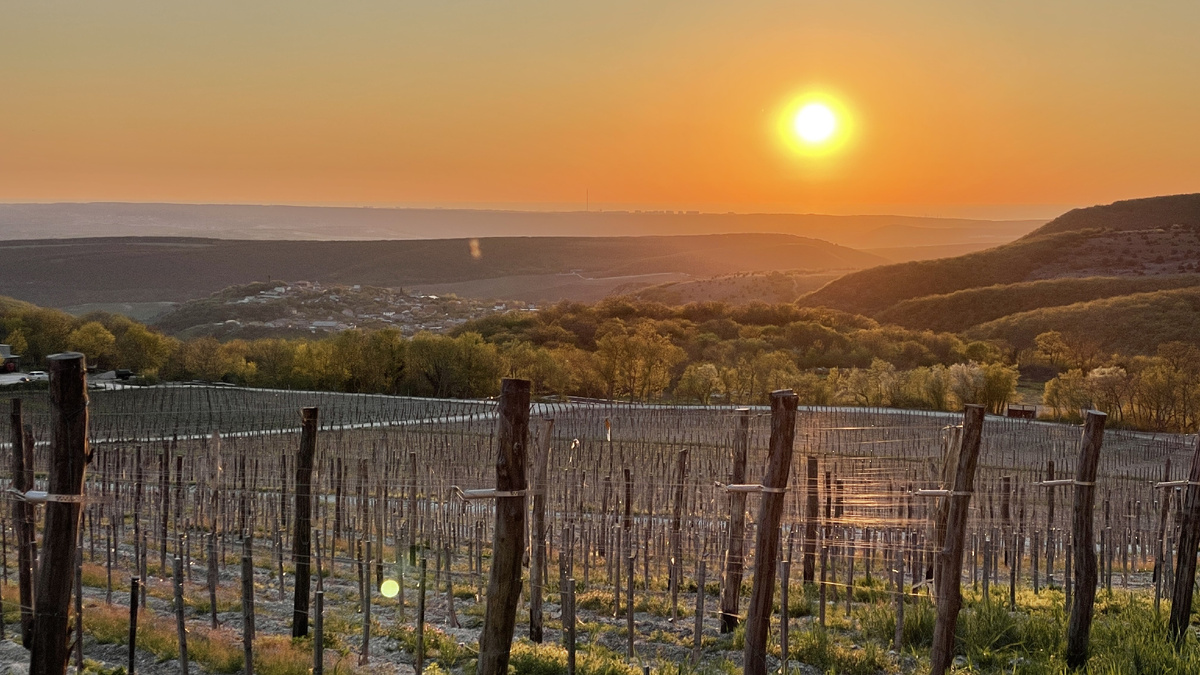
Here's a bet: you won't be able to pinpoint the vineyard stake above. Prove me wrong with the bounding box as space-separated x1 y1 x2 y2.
292 406 318 638
477 376 532 675
11 399 36 648
1168 433 1200 641
1065 410 1107 670
30 353 89 675
719 408 750 633
743 389 797 675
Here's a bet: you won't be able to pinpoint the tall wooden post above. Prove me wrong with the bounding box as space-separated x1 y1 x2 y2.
477 378 531 675
719 408 750 633
1065 411 1107 670
1169 434 1200 641
11 399 36 648
930 405 984 675
743 390 798 675
30 353 89 675
803 456 819 583
293 407 318 638
529 418 553 643
669 449 689 621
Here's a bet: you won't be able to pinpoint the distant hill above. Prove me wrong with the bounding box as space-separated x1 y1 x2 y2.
1030 193 1200 237
874 275 1200 333
0 234 886 308
966 286 1200 354
619 271 843 306
802 193 1200 318
0 202 1042 249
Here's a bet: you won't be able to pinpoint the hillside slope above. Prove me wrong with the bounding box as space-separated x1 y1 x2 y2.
874 275 1200 333
0 234 886 307
966 287 1200 354
801 193 1200 318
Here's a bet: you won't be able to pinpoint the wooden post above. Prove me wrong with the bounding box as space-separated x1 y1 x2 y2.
30 353 89 675
360 541 372 665
743 390 798 675
669 449 689 622
128 578 139 675
477 378 531 675
174 557 189 675
929 404 984 675
720 408 750 633
780 558 790 669
293 407 318 638
313 590 324 675
803 456 819 583
11 399 36 648
529 418 553 643
1169 434 1200 641
416 558 427 675
1065 411 1107 670
692 560 705 664
564 578 576 675
242 535 255 675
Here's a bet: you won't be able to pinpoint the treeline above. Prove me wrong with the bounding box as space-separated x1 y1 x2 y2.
1036 331 1200 433
2 296 1018 406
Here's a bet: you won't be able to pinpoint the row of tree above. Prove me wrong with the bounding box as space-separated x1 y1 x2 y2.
1041 341 1200 433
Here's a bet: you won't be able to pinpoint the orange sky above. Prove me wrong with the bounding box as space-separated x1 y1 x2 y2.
2 2 1198 218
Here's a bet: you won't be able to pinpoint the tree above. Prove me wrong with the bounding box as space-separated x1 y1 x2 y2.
675 363 723 404
1043 369 1091 422
114 323 177 375
67 321 117 368
1035 331 1069 367
4 328 29 361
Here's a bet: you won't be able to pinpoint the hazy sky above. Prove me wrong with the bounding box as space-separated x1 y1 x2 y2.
3 1 1198 218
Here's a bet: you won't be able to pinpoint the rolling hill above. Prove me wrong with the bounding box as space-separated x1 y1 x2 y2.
965 287 1200 354
0 234 886 308
802 193 1200 316
873 275 1200 333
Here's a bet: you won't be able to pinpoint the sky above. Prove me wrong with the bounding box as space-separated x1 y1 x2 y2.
2 1 1199 219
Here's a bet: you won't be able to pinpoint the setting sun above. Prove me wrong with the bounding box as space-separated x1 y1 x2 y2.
778 92 853 159
794 103 837 144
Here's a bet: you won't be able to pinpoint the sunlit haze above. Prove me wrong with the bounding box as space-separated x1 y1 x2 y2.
3 2 1199 218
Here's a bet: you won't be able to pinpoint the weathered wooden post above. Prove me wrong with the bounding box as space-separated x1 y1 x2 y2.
30 353 89 675
1169 434 1200 641
803 456 819 583
929 404 983 675
477 378 531 675
173 557 189 675
293 407 318 638
242 535 255 675
11 399 36 648
669 449 689 622
529 418 553 643
128 578 139 675
1065 411 1107 670
720 408 750 633
743 389 798 675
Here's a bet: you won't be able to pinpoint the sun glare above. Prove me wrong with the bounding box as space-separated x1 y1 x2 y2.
794 103 837 144
778 92 852 158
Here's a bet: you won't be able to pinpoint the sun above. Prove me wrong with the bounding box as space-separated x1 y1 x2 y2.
777 92 853 157
793 103 837 144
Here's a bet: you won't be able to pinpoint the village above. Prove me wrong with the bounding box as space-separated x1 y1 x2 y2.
155 280 536 339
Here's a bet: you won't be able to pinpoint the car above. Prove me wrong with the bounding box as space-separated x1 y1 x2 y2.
27 371 48 382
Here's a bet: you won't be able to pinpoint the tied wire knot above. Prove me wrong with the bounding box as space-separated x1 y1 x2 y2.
451 486 527 502
6 487 85 504
713 482 786 495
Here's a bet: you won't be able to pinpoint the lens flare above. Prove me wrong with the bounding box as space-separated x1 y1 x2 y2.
381 579 400 598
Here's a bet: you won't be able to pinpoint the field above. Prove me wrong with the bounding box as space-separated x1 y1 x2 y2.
4 384 1200 674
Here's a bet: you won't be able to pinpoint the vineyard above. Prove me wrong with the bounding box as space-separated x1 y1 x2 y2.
5 368 1200 675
